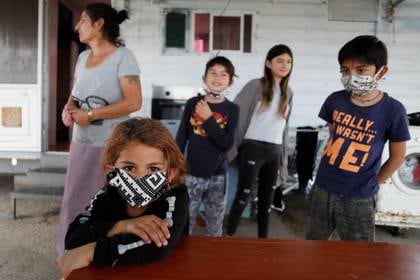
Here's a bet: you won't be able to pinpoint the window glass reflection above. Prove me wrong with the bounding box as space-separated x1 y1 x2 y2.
194 13 210 52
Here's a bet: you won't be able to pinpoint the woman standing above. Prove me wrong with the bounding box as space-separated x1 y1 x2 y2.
57 3 142 254
226 45 294 238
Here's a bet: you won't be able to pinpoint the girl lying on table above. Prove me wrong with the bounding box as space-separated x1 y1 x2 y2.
58 118 189 279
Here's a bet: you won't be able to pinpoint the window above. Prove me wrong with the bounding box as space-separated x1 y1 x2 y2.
213 16 240 51
164 11 252 53
328 0 378 22
193 13 210 52
193 13 252 53
0 0 38 83
398 154 420 190
164 10 191 53
165 12 186 48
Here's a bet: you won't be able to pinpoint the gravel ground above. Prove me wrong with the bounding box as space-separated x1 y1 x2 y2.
0 175 60 280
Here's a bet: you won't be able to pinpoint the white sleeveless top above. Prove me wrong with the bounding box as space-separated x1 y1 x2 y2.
244 85 287 144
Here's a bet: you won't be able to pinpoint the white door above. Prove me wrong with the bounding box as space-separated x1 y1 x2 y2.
0 0 43 152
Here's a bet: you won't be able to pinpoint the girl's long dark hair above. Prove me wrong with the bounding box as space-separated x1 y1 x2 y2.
260 44 293 117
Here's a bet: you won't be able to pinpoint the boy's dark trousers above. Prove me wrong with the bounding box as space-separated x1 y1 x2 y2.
306 185 376 241
227 140 281 238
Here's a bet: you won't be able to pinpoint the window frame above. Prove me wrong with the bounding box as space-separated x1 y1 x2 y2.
191 11 252 54
162 9 254 55
162 9 191 55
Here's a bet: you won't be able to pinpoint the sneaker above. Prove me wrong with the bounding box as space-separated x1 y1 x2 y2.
271 200 285 213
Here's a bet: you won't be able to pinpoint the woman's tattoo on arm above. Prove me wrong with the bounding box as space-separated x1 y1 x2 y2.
124 75 139 85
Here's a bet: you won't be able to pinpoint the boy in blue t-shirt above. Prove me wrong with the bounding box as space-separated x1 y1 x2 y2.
176 56 239 236
306 35 410 241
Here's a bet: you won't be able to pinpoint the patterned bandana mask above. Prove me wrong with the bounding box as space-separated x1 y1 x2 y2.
107 168 169 208
341 66 384 97
203 84 230 99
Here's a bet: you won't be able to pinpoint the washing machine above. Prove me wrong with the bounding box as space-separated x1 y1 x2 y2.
375 113 420 229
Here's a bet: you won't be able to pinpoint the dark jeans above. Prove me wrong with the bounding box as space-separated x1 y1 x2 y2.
227 140 281 238
306 185 376 241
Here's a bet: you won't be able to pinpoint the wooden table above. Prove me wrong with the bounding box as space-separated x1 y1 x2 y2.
68 235 420 280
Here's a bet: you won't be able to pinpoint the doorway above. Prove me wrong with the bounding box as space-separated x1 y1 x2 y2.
47 0 109 152
52 2 73 151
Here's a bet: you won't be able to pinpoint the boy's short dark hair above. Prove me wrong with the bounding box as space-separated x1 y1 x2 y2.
204 56 237 83
338 35 388 71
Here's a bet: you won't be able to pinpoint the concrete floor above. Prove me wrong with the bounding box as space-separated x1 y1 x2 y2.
0 175 60 280
1 174 420 280
193 191 420 244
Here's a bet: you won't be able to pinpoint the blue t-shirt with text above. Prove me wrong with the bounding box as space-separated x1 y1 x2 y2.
315 90 410 198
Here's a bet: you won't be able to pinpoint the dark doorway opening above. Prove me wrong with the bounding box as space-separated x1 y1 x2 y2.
48 0 108 152
50 2 73 151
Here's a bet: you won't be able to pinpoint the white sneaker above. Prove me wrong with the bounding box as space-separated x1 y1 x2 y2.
271 200 285 213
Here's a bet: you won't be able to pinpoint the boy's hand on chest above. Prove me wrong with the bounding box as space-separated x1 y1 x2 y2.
195 100 213 121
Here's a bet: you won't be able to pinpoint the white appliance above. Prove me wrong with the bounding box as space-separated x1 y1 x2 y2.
375 123 420 229
151 85 203 138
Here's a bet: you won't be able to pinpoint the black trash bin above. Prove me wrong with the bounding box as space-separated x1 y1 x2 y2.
295 126 319 192
408 112 420 126
271 126 319 212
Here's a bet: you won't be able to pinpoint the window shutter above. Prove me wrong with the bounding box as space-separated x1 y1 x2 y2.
165 12 186 48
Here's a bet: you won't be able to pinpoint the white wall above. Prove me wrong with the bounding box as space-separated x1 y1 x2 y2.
113 0 420 127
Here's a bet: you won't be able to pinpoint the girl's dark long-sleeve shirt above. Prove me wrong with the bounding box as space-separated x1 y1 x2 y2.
176 96 239 178
65 184 189 266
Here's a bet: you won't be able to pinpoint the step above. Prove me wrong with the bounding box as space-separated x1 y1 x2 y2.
10 186 64 219
26 167 66 188
40 152 69 168
13 174 28 190
0 157 41 174
0 151 68 174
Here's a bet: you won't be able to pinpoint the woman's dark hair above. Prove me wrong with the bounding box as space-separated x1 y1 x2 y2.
338 35 388 71
204 56 237 84
261 44 293 117
85 3 129 46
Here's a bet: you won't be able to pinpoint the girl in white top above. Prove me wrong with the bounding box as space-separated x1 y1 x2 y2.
227 44 294 238
244 83 289 144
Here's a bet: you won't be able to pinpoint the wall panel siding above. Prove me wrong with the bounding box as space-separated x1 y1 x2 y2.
114 0 420 126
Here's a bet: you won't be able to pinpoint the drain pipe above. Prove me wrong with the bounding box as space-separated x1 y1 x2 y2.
386 0 407 42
